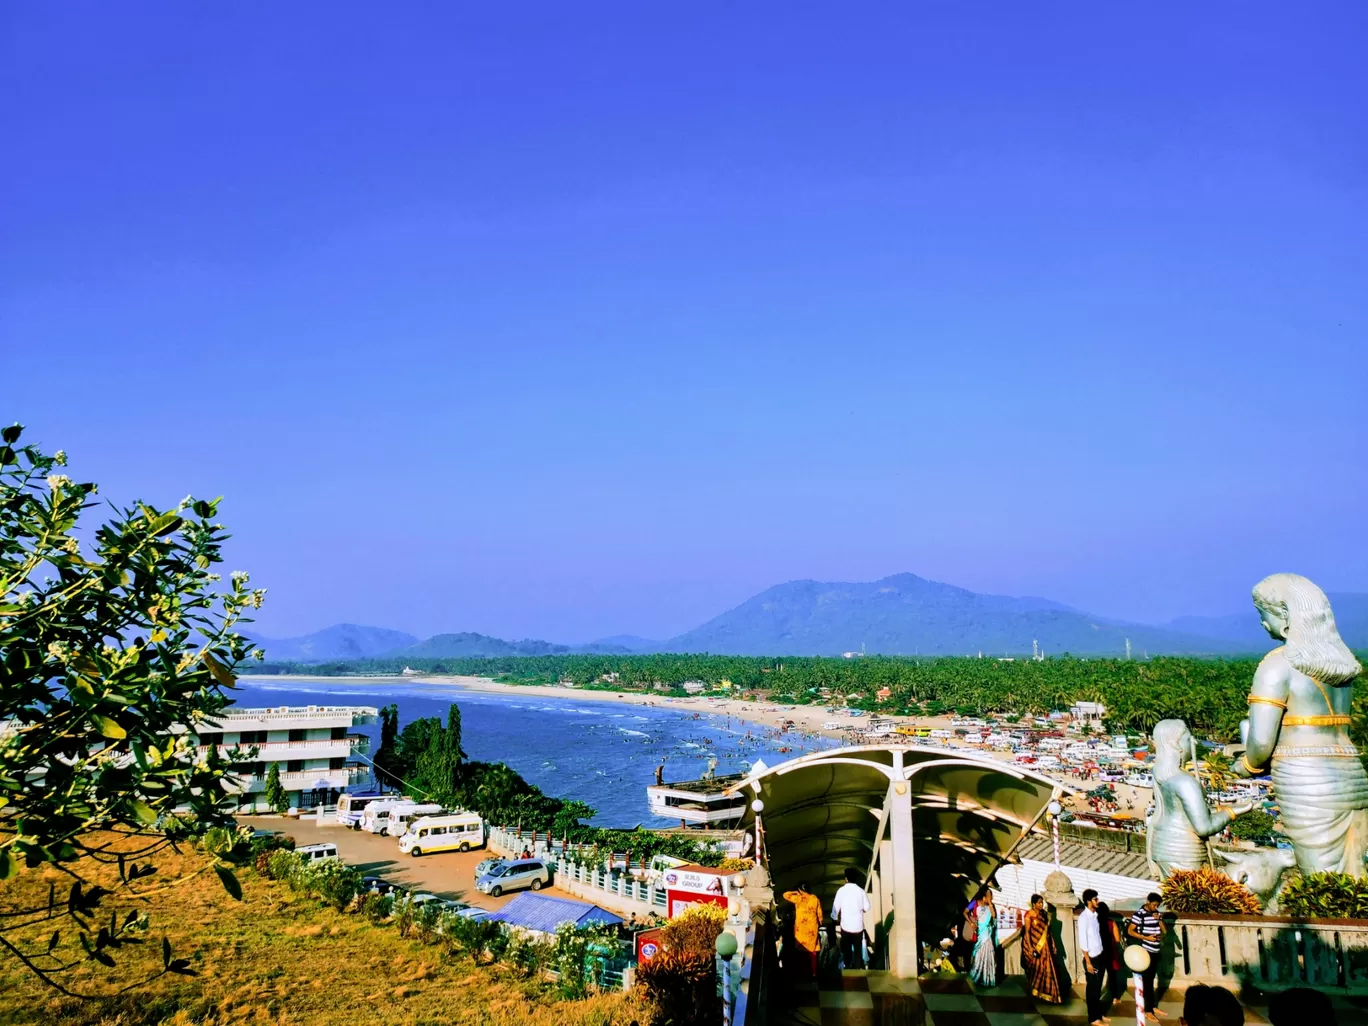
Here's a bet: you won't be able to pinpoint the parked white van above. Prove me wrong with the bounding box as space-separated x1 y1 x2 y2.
382 803 444 838
358 799 409 835
295 843 339 863
398 814 485 857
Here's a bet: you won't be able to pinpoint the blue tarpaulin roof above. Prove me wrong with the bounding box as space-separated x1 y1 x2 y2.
486 893 623 934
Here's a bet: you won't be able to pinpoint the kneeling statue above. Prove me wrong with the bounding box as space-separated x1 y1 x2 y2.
1147 718 1251 878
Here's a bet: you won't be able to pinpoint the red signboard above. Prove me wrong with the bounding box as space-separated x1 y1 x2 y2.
635 927 664 963
663 864 732 919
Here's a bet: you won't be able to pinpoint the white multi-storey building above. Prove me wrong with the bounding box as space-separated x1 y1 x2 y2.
193 705 379 811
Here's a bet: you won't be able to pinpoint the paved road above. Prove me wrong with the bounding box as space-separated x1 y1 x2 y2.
239 815 580 911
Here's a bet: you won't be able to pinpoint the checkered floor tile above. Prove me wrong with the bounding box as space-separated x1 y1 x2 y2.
764 971 1368 1026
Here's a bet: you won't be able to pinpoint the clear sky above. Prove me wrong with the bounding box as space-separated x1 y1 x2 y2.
3 3 1365 642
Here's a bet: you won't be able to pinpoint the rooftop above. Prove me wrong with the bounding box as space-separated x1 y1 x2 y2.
485 893 623 934
650 773 747 795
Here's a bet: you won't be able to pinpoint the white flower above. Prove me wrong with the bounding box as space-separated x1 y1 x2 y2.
47 474 72 491
230 570 249 583
54 450 68 466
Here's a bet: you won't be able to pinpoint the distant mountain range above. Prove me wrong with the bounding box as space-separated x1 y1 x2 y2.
247 573 1368 663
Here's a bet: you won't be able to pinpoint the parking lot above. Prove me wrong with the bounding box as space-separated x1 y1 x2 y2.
239 815 581 912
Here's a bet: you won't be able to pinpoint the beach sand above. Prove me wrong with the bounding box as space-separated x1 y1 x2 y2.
240 674 1145 812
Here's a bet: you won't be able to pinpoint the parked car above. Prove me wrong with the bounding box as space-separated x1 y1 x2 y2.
475 858 550 897
361 875 404 896
398 813 485 856
409 892 467 911
475 857 505 877
295 842 339 863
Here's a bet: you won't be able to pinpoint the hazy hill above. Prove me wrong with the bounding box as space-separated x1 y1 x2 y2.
1168 592 1368 651
664 573 1253 657
248 623 418 662
403 632 572 658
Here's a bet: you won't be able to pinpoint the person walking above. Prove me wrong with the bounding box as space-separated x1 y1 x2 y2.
1078 888 1106 1026
1127 892 1167 1021
830 868 870 969
969 890 998 987
1021 894 1062 1003
782 882 823 977
1097 900 1124 1001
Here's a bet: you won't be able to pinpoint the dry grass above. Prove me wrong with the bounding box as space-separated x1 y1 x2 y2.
0 835 648 1026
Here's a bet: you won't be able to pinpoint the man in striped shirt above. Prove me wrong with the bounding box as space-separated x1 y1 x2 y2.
1127 893 1167 1021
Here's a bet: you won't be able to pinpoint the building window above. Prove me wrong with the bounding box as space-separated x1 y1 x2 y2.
286 760 303 773
237 730 266 746
329 757 346 770
331 726 347 740
197 732 223 747
288 729 306 743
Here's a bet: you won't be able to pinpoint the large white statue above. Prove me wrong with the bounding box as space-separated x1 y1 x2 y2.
1146 719 1251 878
1237 573 1368 877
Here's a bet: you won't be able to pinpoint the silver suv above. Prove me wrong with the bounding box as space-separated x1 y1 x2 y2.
475 858 550 897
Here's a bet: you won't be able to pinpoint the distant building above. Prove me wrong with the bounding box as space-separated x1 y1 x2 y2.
189 705 377 811
1070 701 1106 726
681 680 707 695
876 687 892 702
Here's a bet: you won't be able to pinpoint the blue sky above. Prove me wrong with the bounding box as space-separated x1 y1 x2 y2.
3 3 1365 642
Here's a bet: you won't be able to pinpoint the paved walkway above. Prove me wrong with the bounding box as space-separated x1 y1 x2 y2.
775 970 1368 1025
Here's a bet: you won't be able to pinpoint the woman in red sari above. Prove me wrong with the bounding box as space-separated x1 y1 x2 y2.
1020 894 1062 1003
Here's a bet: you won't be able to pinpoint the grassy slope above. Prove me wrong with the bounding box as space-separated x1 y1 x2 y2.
0 837 646 1026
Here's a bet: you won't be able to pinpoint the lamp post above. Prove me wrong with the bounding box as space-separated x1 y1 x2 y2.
1047 799 1063 870
716 930 739 1026
751 799 765 864
1124 944 1151 1026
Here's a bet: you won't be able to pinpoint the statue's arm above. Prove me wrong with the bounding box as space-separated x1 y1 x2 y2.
1172 777 1234 837
1241 656 1289 773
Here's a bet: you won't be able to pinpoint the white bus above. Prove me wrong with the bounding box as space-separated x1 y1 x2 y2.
381 802 444 838
336 791 393 829
398 814 485 857
359 799 421 835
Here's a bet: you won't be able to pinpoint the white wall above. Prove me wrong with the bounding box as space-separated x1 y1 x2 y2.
995 858 1157 911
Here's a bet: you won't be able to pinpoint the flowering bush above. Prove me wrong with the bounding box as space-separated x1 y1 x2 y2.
1161 867 1261 915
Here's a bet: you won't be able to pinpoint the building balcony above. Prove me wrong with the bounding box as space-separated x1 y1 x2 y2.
199 735 369 760
229 767 368 793
202 705 379 730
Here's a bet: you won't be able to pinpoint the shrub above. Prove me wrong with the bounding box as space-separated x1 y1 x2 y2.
552 922 623 1000
440 912 503 962
1162 867 1261 915
636 948 718 1026
360 892 394 923
265 848 302 883
395 895 417 938
1227 809 1279 842
416 901 442 944
661 902 725 957
506 933 554 978
717 858 753 873
1280 872 1368 920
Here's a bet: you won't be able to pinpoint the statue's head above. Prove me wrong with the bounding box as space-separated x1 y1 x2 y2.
1153 718 1192 758
1252 573 1361 686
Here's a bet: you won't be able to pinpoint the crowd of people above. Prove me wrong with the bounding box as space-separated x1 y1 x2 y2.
778 881 1339 1026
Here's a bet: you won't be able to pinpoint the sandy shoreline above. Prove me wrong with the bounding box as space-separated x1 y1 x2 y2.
240 673 1146 812
239 672 850 739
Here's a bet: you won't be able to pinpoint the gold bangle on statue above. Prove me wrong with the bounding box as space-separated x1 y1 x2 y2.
1241 755 1265 775
1282 715 1352 727
1246 696 1288 711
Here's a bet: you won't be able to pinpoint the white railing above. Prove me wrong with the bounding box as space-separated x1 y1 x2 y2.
1158 913 1368 994
201 738 365 755
207 706 378 724
488 826 667 911
233 768 366 790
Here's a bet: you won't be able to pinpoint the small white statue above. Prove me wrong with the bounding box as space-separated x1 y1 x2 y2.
1146 719 1251 878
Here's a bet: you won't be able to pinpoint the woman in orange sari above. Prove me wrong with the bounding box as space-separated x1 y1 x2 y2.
1021 894 1062 1003
783 882 823 977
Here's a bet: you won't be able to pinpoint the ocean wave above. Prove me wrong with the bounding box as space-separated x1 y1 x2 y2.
617 728 649 738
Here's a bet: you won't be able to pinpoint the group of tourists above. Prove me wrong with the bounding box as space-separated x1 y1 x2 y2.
781 869 873 974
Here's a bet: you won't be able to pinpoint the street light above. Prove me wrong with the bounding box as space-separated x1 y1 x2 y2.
1124 945 1152 1026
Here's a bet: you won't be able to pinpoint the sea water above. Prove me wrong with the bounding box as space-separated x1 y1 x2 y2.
236 679 836 827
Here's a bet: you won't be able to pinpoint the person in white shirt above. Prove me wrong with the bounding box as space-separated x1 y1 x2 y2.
830 868 871 969
1078 888 1106 1026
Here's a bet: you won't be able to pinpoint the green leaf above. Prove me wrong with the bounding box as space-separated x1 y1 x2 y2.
93 715 126 739
128 800 157 826
1 424 21 444
0 446 14 465
162 936 171 968
214 864 242 901
150 512 182 536
0 848 13 880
